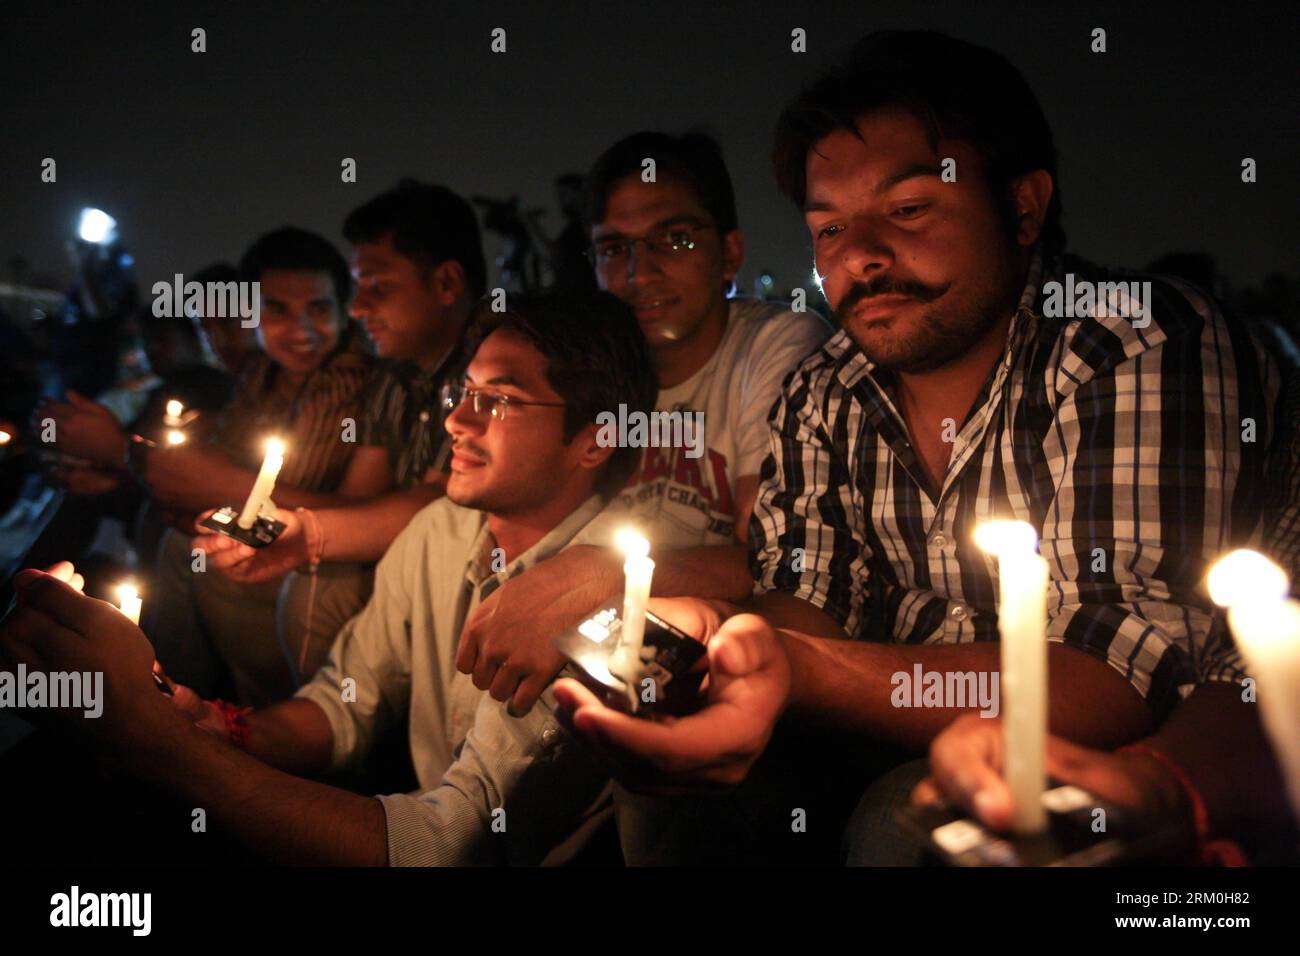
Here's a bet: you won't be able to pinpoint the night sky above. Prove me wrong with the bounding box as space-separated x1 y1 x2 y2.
3 0 1297 296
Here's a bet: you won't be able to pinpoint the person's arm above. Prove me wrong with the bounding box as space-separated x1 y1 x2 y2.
193 482 445 583
779 631 1152 751
0 571 388 865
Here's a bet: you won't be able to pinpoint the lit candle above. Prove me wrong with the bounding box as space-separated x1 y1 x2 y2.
163 399 184 428
610 528 655 679
115 582 142 625
165 429 186 446
975 520 1050 834
0 429 11 445
1208 549 1300 818
237 437 285 529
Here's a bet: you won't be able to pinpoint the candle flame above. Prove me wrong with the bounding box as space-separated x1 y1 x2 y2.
614 527 650 559
116 582 139 603
1208 549 1289 608
166 430 186 445
0 430 10 445
265 437 286 458
973 520 1038 557
165 399 184 419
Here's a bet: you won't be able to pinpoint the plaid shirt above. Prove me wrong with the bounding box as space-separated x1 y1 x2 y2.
751 253 1281 719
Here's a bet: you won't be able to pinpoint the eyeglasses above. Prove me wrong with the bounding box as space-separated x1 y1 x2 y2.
586 223 714 271
440 383 565 423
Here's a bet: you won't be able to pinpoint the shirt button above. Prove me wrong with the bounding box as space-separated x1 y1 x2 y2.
931 532 948 549
949 603 969 622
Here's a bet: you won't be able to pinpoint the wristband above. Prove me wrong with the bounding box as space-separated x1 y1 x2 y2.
1119 742 1248 866
296 506 325 571
214 699 253 750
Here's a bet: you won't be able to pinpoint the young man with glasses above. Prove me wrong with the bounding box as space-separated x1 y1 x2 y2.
455 131 829 726
2 293 656 865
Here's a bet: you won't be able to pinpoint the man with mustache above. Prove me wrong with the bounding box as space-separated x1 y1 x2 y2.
554 30 1284 863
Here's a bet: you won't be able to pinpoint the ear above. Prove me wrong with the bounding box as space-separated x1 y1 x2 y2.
720 228 745 283
570 421 616 472
430 259 468 305
1009 170 1054 248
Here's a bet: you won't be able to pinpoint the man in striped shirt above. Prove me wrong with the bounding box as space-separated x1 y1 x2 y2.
554 30 1285 860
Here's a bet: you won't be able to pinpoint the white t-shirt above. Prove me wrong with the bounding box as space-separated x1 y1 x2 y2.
579 297 829 550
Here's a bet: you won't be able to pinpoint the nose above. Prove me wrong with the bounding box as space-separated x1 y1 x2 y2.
837 218 895 281
625 241 663 285
444 395 485 440
349 290 372 320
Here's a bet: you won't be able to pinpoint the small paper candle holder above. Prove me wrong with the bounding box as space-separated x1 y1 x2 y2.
198 504 286 548
554 602 706 718
896 783 1190 866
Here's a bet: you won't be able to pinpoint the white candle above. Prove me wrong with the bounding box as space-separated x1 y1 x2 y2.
975 520 1050 834
611 529 654 679
0 429 11 445
237 437 285 529
1208 549 1300 818
163 399 184 428
115 582 142 625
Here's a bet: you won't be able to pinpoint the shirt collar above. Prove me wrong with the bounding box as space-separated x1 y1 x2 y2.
465 494 608 597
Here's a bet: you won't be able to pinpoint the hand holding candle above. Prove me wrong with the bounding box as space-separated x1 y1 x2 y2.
237 437 285 530
974 519 1050 835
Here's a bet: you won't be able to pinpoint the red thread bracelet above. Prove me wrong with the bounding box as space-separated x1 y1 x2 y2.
214 700 253 750
1119 742 1248 866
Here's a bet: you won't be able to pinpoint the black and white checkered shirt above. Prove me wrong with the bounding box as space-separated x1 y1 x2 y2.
750 253 1283 719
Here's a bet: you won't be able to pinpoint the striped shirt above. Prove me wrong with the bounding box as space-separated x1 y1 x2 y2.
751 253 1282 719
213 324 374 492
357 342 465 489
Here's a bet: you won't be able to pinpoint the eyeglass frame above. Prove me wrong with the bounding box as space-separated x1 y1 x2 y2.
440 382 565 423
585 221 716 271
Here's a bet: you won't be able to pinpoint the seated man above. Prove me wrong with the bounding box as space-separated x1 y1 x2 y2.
194 182 487 685
551 30 1284 862
0 291 655 865
141 227 388 704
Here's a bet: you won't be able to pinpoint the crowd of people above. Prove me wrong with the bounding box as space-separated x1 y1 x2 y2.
1 29 1297 866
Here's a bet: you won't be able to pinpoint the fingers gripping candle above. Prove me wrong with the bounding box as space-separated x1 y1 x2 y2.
975 520 1050 834
237 438 285 530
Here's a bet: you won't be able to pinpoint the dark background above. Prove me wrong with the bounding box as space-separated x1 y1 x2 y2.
2 0 1297 295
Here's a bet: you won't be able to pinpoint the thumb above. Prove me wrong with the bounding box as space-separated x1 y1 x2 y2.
707 614 775 678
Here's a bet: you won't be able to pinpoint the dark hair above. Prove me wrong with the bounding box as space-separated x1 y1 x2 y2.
583 130 739 235
343 179 488 298
462 291 658 498
772 30 1065 255
238 227 352 306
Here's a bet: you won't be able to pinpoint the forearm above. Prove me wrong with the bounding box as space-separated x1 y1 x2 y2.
1137 682 1296 843
244 698 336 775
314 484 443 563
747 590 848 638
779 635 1153 752
129 708 387 865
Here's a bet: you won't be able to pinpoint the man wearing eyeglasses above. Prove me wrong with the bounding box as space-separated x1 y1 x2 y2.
2 293 656 865
455 131 829 730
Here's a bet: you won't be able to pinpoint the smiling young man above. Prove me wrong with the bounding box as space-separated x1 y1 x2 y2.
145 227 388 705
553 31 1283 863
1 293 656 866
454 131 828 723
191 183 487 693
